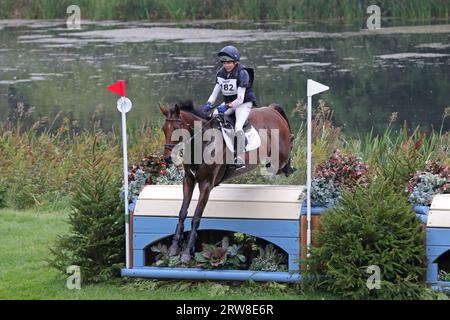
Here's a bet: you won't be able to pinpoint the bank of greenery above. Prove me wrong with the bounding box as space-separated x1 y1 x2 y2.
1 100 449 299
1 209 323 299
0 101 449 210
0 0 449 21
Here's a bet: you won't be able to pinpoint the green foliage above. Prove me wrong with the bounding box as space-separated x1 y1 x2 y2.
303 176 429 300
155 163 184 185
150 243 187 268
194 237 246 270
408 173 447 206
304 149 369 207
347 124 447 198
1 0 449 21
249 244 288 272
49 136 125 284
309 177 341 207
120 277 299 299
1 209 317 299
0 181 6 208
376 132 432 194
0 99 447 208
439 270 450 282
406 160 450 206
127 155 184 204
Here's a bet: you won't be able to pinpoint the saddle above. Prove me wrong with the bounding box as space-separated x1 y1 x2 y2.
211 112 261 154
216 113 252 133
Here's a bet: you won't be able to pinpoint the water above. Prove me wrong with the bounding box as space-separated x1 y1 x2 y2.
1 19 449 136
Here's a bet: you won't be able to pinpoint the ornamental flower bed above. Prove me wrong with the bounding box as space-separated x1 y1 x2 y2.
126 154 184 206
304 149 369 207
406 160 450 206
147 232 288 272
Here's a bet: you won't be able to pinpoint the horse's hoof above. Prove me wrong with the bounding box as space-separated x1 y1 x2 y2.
181 253 191 263
168 245 180 256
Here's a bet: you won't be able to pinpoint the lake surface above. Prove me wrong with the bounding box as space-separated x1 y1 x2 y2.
1 19 449 136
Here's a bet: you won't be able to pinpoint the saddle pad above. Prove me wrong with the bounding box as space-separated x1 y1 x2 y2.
221 126 261 152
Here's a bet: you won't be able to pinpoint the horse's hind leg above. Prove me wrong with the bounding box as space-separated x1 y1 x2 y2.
181 180 213 263
279 133 297 177
169 170 196 256
281 156 297 177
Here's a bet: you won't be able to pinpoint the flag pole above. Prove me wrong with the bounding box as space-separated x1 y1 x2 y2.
108 80 132 269
120 99 130 269
306 80 329 258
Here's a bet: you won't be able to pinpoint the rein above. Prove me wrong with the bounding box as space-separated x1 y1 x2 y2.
164 114 217 151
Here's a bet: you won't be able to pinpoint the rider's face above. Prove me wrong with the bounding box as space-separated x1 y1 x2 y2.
222 61 236 72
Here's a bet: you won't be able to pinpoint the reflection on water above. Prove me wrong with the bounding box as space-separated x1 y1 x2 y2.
0 19 449 136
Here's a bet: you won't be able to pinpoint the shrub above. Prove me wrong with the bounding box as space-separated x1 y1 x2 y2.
309 177 341 208
303 176 429 299
374 128 433 195
407 160 450 206
127 155 184 203
305 149 369 207
49 136 125 283
155 162 184 185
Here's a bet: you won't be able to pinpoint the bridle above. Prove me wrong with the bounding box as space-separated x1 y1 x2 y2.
164 118 183 151
163 114 217 151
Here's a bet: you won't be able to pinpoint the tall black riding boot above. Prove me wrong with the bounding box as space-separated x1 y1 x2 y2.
233 130 246 169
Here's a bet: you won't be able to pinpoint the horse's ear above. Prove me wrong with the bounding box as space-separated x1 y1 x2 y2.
174 104 181 116
159 103 168 117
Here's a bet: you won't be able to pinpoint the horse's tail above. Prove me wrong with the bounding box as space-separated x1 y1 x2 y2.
269 103 292 133
269 103 296 177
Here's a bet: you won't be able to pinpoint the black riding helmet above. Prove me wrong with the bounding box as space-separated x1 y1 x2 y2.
218 45 240 62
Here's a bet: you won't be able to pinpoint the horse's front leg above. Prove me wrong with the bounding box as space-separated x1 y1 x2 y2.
169 170 196 256
181 180 213 263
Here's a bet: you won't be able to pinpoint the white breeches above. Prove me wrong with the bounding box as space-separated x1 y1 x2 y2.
214 102 253 133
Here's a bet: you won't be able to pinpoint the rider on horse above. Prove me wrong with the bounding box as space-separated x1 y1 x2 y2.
203 45 257 168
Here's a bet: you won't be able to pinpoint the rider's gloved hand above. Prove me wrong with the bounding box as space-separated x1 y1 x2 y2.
217 102 228 113
203 102 213 112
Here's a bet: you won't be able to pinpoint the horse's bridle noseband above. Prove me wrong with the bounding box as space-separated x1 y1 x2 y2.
164 118 184 151
164 115 216 151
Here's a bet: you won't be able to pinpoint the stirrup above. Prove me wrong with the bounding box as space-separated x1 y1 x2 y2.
232 156 245 169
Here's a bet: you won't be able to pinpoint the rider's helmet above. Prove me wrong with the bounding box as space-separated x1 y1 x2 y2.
218 45 240 62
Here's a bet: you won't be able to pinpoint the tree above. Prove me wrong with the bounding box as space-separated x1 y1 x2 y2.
50 135 125 283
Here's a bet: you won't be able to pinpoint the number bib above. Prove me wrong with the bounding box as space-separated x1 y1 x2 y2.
217 77 238 96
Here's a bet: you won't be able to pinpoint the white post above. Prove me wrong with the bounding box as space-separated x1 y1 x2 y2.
306 94 312 258
306 80 329 258
122 110 130 269
117 97 133 269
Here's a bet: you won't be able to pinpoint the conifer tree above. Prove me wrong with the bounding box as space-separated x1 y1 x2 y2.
303 176 431 299
50 136 125 283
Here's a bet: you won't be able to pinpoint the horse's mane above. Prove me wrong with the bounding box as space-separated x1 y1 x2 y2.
173 100 208 120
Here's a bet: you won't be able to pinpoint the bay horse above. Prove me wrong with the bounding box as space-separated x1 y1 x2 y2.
159 101 295 262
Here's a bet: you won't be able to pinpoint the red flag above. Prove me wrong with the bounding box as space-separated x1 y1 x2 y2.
107 80 126 97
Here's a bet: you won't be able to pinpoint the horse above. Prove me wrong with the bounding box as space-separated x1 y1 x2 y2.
159 101 295 262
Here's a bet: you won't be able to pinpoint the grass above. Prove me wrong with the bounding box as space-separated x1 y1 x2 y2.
0 0 448 21
0 208 332 300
